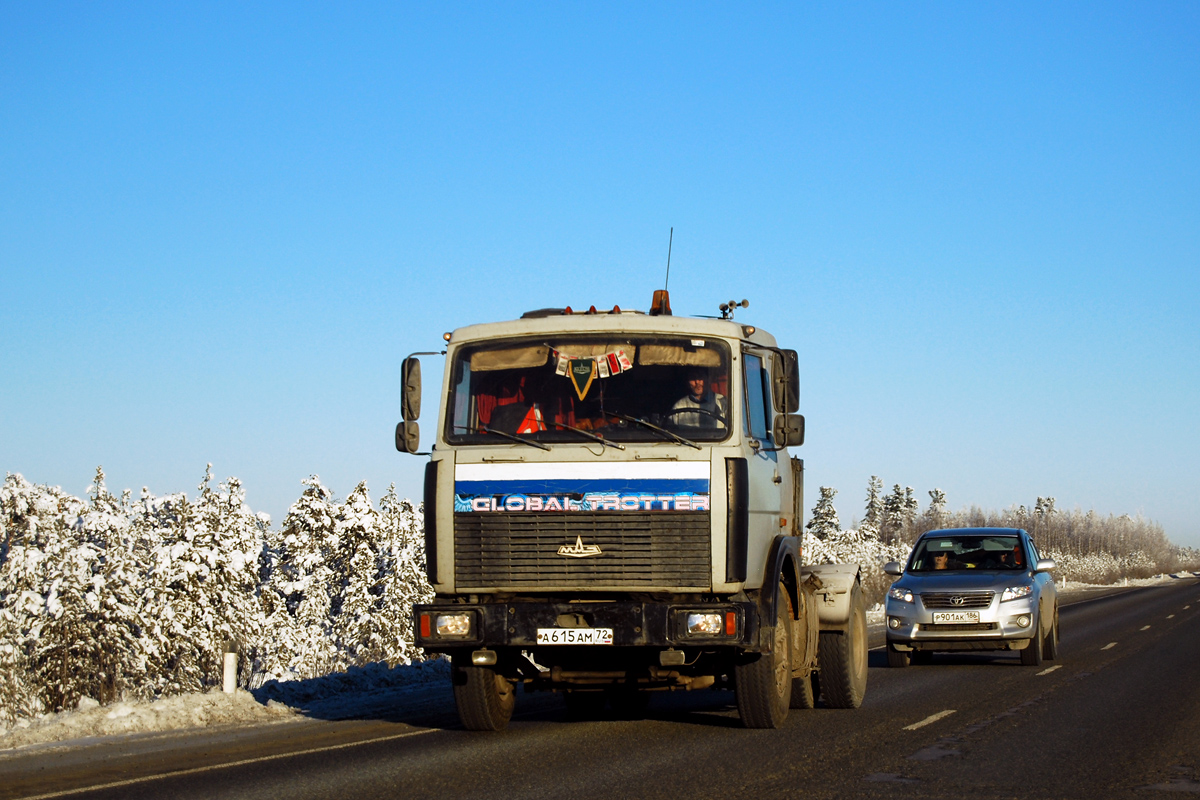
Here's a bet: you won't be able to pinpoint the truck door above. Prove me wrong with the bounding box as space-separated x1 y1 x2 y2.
741 351 782 585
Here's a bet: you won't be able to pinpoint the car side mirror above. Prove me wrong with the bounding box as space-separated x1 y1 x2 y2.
1035 558 1056 573
883 561 903 576
771 414 804 447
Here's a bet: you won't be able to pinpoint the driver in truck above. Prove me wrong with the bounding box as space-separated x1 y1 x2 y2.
671 367 727 428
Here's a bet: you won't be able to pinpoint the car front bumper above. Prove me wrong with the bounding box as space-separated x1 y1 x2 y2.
884 596 1038 651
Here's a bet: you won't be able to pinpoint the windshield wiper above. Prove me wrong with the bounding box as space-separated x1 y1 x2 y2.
546 420 626 450
601 412 701 450
454 425 551 451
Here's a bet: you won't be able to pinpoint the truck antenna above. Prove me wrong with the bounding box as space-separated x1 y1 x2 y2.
664 227 673 291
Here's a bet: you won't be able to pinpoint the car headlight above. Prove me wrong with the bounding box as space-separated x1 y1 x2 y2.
1001 585 1033 602
888 586 914 604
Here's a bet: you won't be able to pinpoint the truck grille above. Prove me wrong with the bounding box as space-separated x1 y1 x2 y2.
921 591 994 609
453 512 712 590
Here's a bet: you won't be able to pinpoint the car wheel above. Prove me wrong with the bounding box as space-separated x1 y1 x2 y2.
818 581 868 708
452 662 516 731
735 582 793 728
886 642 911 668
1043 605 1059 661
1020 614 1044 667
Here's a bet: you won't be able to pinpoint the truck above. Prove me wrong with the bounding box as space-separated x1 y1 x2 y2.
395 290 867 729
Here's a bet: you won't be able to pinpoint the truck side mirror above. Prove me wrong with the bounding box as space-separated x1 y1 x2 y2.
771 413 804 447
401 357 422 421
395 420 420 453
772 350 799 413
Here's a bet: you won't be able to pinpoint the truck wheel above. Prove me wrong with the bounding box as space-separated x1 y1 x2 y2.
817 580 867 708
790 671 817 709
1043 605 1059 661
1020 613 1044 666
886 642 910 668
453 663 516 731
736 582 793 728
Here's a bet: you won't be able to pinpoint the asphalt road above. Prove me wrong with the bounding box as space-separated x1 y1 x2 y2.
5 579 1199 800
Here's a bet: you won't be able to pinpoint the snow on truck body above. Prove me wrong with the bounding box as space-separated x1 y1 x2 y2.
396 294 867 729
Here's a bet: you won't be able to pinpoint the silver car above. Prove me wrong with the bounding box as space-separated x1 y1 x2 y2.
883 527 1058 667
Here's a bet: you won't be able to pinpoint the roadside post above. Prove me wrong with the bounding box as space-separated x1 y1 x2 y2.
223 638 238 693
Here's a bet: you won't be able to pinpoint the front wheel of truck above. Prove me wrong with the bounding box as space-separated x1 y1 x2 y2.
817 580 868 708
452 662 516 731
735 582 793 728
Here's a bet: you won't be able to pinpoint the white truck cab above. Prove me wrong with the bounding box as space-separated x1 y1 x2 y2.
398 292 866 729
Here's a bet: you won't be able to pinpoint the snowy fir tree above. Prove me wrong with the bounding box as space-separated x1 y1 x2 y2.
277 476 342 678
376 484 432 665
860 476 884 539
334 481 384 669
805 487 841 542
925 488 948 529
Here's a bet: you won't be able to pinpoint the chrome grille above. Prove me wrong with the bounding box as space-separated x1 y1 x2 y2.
921 591 994 609
454 512 711 589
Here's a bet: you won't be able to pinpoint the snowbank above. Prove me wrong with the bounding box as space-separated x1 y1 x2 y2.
0 658 450 751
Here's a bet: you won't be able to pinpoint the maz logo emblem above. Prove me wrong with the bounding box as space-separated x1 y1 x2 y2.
558 535 603 558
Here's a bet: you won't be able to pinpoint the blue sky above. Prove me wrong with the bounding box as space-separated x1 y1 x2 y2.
3 3 1198 547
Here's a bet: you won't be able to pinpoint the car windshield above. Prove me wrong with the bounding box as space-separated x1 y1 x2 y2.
911 536 1026 571
445 335 733 446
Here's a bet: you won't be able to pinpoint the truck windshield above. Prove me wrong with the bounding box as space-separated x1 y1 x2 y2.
445 335 733 446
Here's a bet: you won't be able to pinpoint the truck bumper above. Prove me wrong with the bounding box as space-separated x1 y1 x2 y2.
414 600 763 653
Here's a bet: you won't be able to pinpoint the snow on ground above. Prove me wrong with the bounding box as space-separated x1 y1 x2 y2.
3 574 1195 754
0 658 451 751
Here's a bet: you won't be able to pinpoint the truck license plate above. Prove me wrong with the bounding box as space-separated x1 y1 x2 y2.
931 611 980 624
536 628 614 645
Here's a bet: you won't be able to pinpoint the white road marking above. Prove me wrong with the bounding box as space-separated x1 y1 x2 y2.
1036 665 1062 676
1167 614 1176 619
1141 625 1151 631
1185 605 1192 610
904 709 956 730
13 726 439 800
1102 642 1117 650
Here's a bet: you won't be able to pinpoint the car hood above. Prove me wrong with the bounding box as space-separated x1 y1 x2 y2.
897 571 1031 592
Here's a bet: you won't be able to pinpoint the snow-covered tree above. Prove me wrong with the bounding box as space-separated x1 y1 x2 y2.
806 487 841 542
277 476 342 678
376 484 432 665
925 488 948 529
861 476 883 539
335 481 383 668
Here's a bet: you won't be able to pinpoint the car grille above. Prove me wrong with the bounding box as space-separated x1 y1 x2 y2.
454 512 712 590
921 591 995 609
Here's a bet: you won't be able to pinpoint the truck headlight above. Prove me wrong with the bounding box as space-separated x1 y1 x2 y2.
1001 585 1033 602
687 613 723 635
436 613 473 637
888 586 914 604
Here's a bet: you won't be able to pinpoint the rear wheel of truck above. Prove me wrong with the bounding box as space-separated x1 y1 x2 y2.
790 670 817 709
817 580 867 708
452 662 516 731
736 582 793 728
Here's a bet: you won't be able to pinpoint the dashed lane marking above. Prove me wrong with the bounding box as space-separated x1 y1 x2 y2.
1168 614 1176 619
1036 665 1062 676
1141 625 1152 631
904 709 956 730
1102 642 1118 650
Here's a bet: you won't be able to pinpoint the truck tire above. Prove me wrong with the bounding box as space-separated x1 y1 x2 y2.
453 663 516 731
886 641 910 668
1020 613 1044 666
817 580 867 709
1043 605 1059 661
790 671 817 709
736 582 793 728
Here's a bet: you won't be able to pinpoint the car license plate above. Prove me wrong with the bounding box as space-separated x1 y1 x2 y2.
536 628 614 645
932 611 980 624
